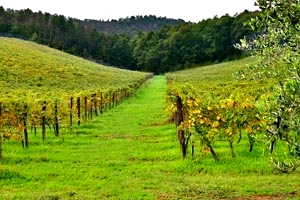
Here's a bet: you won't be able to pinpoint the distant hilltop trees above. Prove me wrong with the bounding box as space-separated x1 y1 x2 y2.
83 15 185 37
0 6 258 73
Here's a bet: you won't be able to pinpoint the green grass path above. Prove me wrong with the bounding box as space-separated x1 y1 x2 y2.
89 75 171 135
71 75 180 199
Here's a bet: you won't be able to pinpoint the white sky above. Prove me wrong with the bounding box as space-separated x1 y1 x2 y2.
0 0 258 22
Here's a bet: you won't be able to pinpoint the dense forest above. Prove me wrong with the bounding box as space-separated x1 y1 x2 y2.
0 6 259 74
83 15 185 37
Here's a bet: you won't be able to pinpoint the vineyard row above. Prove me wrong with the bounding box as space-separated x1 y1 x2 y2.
0 74 153 148
166 77 267 160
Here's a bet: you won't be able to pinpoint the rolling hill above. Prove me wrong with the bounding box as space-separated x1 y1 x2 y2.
0 37 152 142
0 37 151 95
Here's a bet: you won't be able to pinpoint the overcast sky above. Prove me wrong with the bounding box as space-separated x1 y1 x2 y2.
1 0 258 22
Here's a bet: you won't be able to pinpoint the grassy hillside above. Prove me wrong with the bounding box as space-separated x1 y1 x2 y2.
166 56 275 99
0 37 150 95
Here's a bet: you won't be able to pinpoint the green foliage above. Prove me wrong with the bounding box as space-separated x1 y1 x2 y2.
241 0 300 173
167 1 300 173
166 57 275 160
133 11 259 73
83 15 185 37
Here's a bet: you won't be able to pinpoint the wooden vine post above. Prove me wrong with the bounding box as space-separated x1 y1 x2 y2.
116 89 120 105
109 91 112 109
92 93 98 116
23 105 29 148
100 92 103 114
84 96 87 121
112 92 115 108
89 95 93 120
103 93 107 112
70 97 73 127
54 100 59 136
77 97 81 125
174 95 187 159
41 101 46 142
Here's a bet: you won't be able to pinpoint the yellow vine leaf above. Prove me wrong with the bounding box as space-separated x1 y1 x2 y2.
199 119 205 124
192 109 201 114
212 121 219 128
226 99 234 108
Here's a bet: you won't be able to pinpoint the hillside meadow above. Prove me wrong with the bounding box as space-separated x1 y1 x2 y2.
0 37 151 95
166 56 276 99
0 42 299 199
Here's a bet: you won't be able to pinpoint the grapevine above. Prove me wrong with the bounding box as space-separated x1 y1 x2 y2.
167 81 267 160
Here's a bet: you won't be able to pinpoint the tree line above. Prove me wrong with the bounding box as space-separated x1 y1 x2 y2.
0 6 258 74
83 15 185 37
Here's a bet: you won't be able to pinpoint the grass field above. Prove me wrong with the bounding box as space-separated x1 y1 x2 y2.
1 76 299 199
0 37 150 95
166 56 276 99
